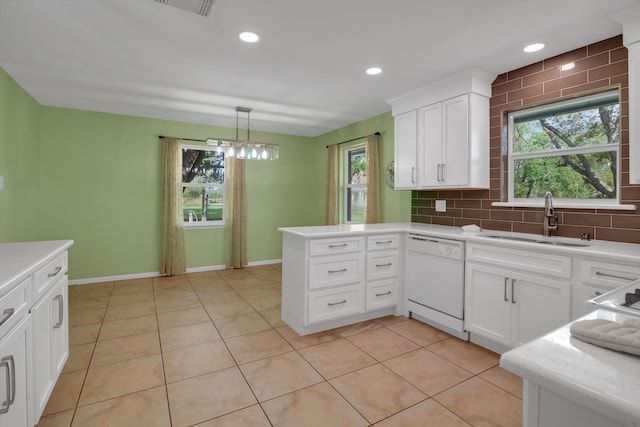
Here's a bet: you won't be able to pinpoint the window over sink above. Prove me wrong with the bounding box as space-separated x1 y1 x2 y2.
506 90 620 207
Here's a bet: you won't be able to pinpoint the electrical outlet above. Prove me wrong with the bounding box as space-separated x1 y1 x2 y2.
435 200 446 212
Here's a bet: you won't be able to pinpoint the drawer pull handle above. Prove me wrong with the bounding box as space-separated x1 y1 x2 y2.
503 278 509 302
0 309 14 327
328 244 348 249
595 271 638 282
511 278 516 304
328 268 347 274
376 263 393 268
328 299 347 307
0 356 15 414
375 291 392 297
53 295 64 329
375 240 393 245
48 266 63 278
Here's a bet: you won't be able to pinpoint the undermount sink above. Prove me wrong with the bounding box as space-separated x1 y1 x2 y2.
481 234 590 247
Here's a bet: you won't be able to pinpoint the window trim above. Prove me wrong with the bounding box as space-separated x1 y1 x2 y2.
343 144 366 224
506 90 622 207
181 144 226 228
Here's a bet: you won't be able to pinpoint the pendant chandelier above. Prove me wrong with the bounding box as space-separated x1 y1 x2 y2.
205 107 279 160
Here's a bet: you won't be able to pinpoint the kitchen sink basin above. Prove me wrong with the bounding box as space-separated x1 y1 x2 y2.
481 234 590 247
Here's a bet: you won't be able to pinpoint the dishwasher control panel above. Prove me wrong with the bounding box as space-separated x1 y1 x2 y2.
407 234 464 260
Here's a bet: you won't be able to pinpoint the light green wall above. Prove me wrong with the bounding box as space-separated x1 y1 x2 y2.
1 67 410 281
314 112 411 223
37 107 320 279
0 69 42 241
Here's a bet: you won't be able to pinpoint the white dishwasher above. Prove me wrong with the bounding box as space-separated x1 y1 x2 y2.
406 233 468 340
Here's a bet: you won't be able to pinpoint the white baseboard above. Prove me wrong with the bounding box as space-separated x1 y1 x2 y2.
68 259 283 286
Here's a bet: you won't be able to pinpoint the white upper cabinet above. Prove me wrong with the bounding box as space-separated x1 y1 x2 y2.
393 110 418 189
387 68 495 190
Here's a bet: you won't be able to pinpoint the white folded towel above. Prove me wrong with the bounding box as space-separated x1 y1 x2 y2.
570 318 640 356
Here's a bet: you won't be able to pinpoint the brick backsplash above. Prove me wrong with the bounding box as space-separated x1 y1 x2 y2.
411 35 640 244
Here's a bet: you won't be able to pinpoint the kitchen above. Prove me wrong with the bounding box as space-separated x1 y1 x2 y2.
2 0 640 426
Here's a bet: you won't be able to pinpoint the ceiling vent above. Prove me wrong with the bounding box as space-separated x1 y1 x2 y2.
154 0 216 17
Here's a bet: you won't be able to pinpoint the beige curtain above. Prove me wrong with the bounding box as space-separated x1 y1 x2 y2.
225 157 247 269
160 138 186 276
325 144 339 225
365 134 381 224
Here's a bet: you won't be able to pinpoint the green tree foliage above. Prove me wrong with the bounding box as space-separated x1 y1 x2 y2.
513 104 618 199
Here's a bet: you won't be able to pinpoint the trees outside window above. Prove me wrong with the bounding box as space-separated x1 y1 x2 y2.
344 145 366 223
508 90 619 203
182 146 225 225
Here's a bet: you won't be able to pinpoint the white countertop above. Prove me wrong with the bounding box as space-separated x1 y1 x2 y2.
0 240 74 290
278 222 640 262
500 308 640 427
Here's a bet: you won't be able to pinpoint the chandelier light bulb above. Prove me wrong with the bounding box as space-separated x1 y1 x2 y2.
228 146 235 157
251 148 258 158
261 148 268 159
239 147 246 158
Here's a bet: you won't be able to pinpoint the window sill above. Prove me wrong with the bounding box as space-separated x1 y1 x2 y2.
491 202 636 211
184 222 226 229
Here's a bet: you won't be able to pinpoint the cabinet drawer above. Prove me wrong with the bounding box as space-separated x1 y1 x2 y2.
466 243 571 279
0 277 30 341
367 234 399 251
366 251 398 280
579 259 640 288
366 279 397 310
308 285 363 324
309 237 363 257
309 255 363 290
33 252 68 301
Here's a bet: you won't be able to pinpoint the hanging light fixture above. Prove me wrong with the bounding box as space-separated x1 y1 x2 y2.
205 107 280 160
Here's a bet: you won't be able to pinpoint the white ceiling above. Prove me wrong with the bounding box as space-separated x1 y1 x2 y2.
0 0 638 137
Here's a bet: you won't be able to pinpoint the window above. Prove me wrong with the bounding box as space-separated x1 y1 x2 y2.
182 146 225 226
344 145 366 223
508 90 620 205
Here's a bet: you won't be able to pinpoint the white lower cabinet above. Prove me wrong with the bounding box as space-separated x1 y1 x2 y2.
0 242 72 427
281 233 401 335
465 262 570 348
0 315 31 427
32 276 68 421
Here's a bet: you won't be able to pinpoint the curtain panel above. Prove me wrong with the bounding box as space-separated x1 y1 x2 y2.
160 138 186 276
365 133 381 224
325 144 339 225
224 156 247 269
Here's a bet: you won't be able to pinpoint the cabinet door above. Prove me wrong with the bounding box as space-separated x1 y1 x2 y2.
417 103 442 187
50 277 69 380
464 263 511 346
32 276 68 423
441 94 469 186
512 272 570 346
31 286 53 420
0 315 30 427
394 110 417 189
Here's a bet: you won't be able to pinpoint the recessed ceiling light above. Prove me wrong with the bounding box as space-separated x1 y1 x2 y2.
239 32 260 43
366 67 382 75
523 43 545 53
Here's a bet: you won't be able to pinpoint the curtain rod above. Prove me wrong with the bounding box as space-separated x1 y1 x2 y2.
158 135 206 143
326 131 380 148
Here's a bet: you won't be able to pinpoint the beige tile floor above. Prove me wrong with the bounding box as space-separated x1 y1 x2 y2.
37 265 523 427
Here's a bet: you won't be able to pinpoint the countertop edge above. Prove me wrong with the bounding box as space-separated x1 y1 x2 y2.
0 240 74 290
500 309 640 427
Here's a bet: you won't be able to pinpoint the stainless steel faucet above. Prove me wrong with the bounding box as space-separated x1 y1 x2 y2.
543 192 558 237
